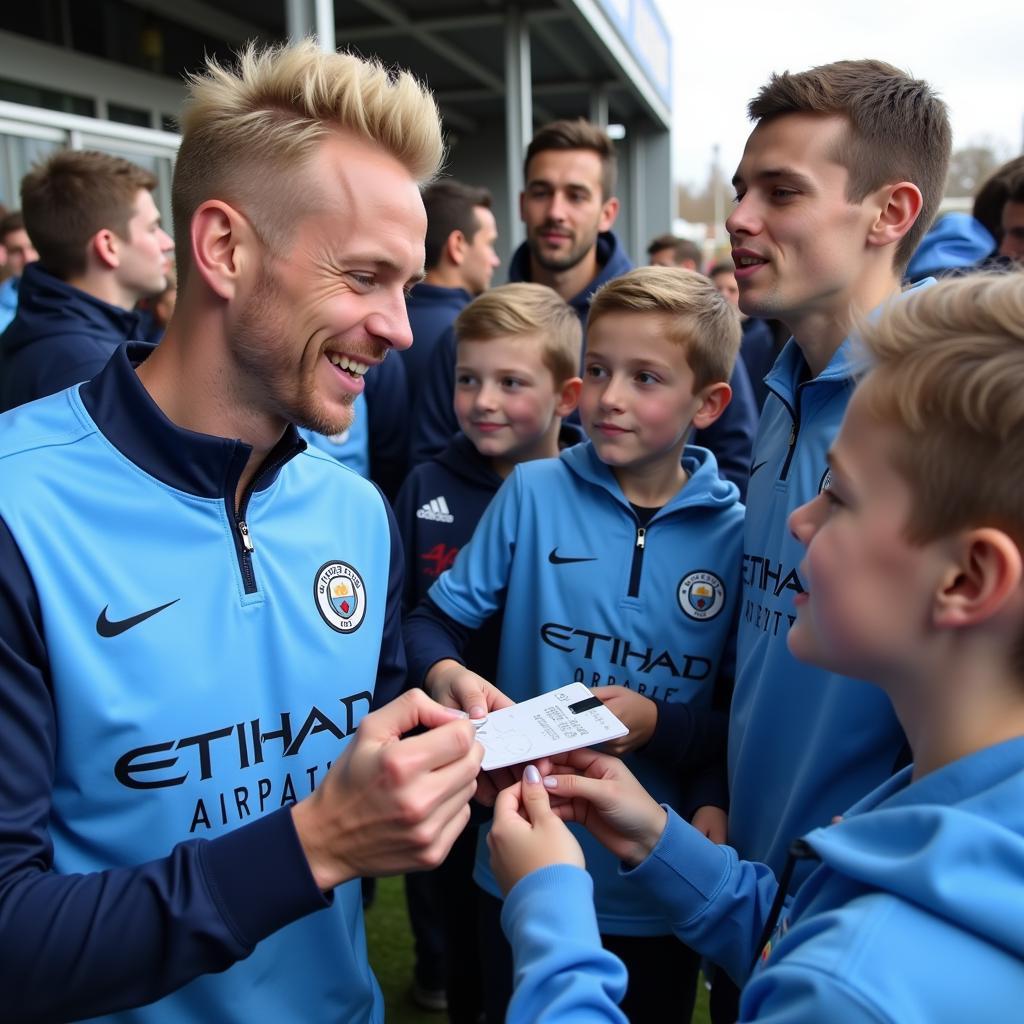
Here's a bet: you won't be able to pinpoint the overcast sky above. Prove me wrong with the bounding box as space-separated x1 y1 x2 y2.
654 0 1024 188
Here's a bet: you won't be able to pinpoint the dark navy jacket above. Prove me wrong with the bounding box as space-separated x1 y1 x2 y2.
408 232 757 497
739 317 780 413
0 262 145 413
403 282 473 388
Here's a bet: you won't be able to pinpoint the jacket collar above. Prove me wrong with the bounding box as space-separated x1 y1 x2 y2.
79 343 305 499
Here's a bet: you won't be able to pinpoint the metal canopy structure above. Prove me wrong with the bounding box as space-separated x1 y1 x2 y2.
0 0 673 260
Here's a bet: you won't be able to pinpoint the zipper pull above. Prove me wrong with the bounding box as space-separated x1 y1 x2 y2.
238 520 255 553
636 526 646 550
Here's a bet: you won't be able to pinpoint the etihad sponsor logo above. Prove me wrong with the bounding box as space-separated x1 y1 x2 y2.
113 694 372 790
540 622 712 681
742 553 805 598
416 496 454 523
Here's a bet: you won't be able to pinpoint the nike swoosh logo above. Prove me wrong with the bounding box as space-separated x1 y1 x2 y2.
548 548 597 565
96 599 180 638
750 460 768 477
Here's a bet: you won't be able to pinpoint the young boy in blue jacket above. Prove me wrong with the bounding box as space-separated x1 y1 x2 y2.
394 282 582 1018
405 266 744 1022
489 272 1024 1023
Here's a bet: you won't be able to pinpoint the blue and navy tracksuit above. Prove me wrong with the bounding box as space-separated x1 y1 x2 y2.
0 344 405 1023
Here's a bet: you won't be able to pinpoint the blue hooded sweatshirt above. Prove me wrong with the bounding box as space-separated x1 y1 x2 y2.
0 261 144 412
405 439 744 935
905 212 996 283
502 736 1024 1023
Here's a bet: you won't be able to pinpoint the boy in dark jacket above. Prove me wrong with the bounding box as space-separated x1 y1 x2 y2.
394 282 582 1018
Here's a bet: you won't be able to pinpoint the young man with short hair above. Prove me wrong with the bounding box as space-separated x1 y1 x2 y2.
714 58 951 1018
0 151 173 411
0 209 39 331
0 42 482 1023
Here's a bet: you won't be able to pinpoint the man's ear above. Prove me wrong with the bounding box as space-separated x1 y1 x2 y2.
690 380 732 431
866 181 923 253
445 229 467 268
90 228 121 270
598 195 620 233
189 200 257 302
555 376 583 418
933 528 1023 630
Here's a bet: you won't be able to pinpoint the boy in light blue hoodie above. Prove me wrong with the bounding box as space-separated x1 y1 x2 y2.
489 272 1024 1023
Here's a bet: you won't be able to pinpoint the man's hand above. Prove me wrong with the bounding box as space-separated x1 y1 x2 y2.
290 688 483 891
691 805 728 844
590 686 658 755
487 765 584 895
541 748 667 867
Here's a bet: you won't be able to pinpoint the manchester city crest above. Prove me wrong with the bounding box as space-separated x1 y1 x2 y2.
314 561 366 633
677 570 726 621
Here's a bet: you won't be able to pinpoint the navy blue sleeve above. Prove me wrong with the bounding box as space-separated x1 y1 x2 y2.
410 326 458 466
370 493 409 709
403 595 472 689
0 517 330 1022
392 471 422 616
364 355 410 504
693 360 758 501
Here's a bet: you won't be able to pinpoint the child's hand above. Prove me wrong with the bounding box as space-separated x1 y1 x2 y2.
691 805 728 844
542 748 667 867
425 659 513 721
488 764 584 895
590 686 658 754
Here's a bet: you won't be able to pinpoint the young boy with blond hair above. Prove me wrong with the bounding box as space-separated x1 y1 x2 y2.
405 266 745 1022
489 271 1024 1023
394 281 582 1017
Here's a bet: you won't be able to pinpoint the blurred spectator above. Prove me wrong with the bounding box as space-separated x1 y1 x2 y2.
647 233 701 270
709 261 780 412
997 172 1024 261
0 211 39 331
0 150 172 412
404 179 498 387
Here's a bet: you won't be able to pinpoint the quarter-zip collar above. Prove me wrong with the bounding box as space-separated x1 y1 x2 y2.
78 342 306 499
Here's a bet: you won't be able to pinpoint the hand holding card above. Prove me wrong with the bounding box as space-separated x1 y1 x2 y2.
474 682 628 771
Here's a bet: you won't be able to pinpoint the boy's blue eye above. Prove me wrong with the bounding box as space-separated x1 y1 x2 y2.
502 378 524 390
636 372 658 385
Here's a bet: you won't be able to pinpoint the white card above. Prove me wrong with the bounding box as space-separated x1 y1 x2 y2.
475 682 628 771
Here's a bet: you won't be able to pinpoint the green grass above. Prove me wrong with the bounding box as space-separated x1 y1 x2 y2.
365 875 711 1023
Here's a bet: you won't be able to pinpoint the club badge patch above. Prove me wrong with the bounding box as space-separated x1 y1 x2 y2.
314 561 366 633
677 570 726 621
819 468 832 494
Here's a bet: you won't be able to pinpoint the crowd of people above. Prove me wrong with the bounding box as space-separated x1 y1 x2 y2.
0 39 1022 1024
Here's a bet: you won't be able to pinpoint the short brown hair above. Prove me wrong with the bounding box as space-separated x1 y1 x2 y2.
858 272 1024 671
647 234 701 267
173 41 443 284
454 283 582 384
422 179 493 271
588 266 741 389
20 150 156 279
525 119 617 199
748 60 951 269
0 210 25 244
973 156 1024 241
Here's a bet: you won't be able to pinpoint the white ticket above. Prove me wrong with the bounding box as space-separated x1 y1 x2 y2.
474 682 628 771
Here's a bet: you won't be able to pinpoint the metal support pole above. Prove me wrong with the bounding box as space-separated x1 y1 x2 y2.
504 7 532 250
589 86 609 129
286 0 312 43
314 0 335 51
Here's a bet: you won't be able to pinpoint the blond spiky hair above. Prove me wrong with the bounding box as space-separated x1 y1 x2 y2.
171 41 444 281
